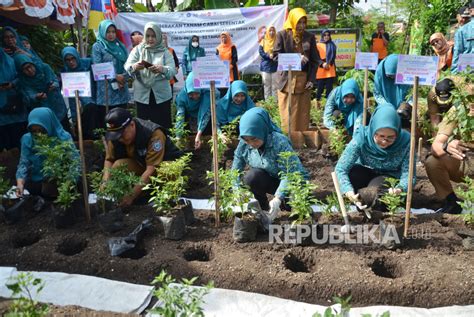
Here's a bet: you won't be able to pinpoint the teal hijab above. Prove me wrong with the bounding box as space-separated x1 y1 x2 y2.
335 79 363 134
374 54 410 109
27 107 71 141
185 35 204 61
1 26 27 52
217 80 255 126
355 104 410 160
239 107 281 143
97 20 128 72
0 48 16 108
61 46 92 72
14 54 51 92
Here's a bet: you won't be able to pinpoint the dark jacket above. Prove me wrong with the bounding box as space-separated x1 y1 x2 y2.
273 30 320 91
112 118 182 167
259 45 278 73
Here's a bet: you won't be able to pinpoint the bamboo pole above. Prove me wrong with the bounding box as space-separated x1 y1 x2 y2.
331 172 352 232
404 76 419 238
287 66 292 135
75 91 91 222
417 137 423 164
363 67 369 126
209 81 220 227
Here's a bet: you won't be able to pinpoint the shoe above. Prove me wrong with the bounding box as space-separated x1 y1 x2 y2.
436 199 462 214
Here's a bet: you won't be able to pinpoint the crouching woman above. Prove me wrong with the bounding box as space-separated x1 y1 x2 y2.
335 105 413 210
231 107 307 215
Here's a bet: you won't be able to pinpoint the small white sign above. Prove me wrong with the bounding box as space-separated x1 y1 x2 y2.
91 62 115 81
192 59 230 88
458 54 474 72
277 53 302 71
355 52 379 70
395 55 439 86
60 72 91 97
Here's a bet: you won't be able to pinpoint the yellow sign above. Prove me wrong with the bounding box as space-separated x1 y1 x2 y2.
315 33 357 68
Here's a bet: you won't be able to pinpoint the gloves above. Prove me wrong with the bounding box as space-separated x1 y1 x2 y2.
268 197 281 221
388 188 402 195
345 191 367 210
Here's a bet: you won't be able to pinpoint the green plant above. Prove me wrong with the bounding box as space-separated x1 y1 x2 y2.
145 153 192 215
0 166 10 203
149 270 213 317
206 168 253 221
339 69 375 95
208 133 228 163
89 164 141 209
312 294 390 317
5 272 49 317
310 99 324 128
221 116 241 142
321 193 340 216
257 96 281 129
169 114 191 150
454 177 474 226
279 151 317 225
378 178 406 216
92 128 106 152
447 73 474 144
328 116 347 158
55 180 80 209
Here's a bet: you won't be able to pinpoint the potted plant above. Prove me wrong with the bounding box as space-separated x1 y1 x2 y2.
455 177 474 228
34 135 81 228
279 151 318 245
145 153 193 240
378 177 406 249
89 164 141 233
169 114 191 150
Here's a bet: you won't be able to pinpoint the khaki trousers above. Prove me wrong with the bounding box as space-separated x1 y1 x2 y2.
278 71 311 133
112 158 145 176
425 154 463 199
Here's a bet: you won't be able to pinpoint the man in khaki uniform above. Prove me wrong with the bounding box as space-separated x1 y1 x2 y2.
103 108 181 206
425 102 474 214
426 78 456 127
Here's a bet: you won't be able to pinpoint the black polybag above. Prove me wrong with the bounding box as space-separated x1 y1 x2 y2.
107 219 152 256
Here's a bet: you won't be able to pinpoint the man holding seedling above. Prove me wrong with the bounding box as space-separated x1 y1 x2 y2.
102 108 181 206
425 99 474 214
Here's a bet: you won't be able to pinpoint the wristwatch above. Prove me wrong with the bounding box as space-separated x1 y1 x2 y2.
442 141 450 155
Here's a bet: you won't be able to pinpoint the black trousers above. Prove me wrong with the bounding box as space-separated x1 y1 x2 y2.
243 168 281 210
348 164 387 192
0 121 27 151
136 92 172 130
316 77 335 100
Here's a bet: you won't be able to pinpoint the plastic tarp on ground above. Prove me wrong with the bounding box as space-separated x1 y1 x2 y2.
0 267 154 314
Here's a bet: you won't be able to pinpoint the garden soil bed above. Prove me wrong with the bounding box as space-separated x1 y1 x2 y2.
0 144 473 309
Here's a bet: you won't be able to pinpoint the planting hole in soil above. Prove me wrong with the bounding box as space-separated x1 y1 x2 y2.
183 245 212 262
56 237 88 256
370 258 401 279
118 247 147 260
11 232 41 248
283 252 312 273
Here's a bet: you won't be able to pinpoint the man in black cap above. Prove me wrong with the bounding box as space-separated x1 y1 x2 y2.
427 78 456 127
447 6 471 42
102 108 181 206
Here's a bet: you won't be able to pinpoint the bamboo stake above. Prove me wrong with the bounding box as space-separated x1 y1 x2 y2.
209 81 220 227
363 67 369 126
75 91 91 222
287 65 292 135
404 76 419 238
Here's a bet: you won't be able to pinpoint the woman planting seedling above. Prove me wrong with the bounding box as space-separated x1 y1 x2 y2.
232 107 308 224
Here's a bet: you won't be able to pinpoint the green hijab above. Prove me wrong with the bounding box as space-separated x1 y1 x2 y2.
239 107 281 143
97 20 128 73
137 22 166 87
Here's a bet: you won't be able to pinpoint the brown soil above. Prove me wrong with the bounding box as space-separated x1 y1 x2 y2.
0 144 472 310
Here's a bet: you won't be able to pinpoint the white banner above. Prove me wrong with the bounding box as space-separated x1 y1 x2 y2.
114 5 286 75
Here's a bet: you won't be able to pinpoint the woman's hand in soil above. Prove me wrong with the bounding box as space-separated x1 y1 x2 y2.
16 180 25 198
195 131 203 150
268 197 281 220
388 188 402 195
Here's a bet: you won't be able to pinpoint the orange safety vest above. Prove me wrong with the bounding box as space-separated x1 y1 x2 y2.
218 45 238 82
372 37 388 60
316 43 336 80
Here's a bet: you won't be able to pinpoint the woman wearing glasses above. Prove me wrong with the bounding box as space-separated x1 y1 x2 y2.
429 33 453 77
335 105 412 211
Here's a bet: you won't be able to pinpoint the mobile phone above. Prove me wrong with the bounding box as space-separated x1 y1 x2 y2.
140 60 153 68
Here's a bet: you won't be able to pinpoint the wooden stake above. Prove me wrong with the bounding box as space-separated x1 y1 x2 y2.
209 81 220 227
404 76 419 238
363 67 369 126
75 91 91 222
104 75 109 114
287 65 292 135
417 137 423 164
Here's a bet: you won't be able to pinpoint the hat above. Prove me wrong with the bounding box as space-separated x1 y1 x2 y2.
435 78 455 103
105 108 133 141
459 6 470 17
